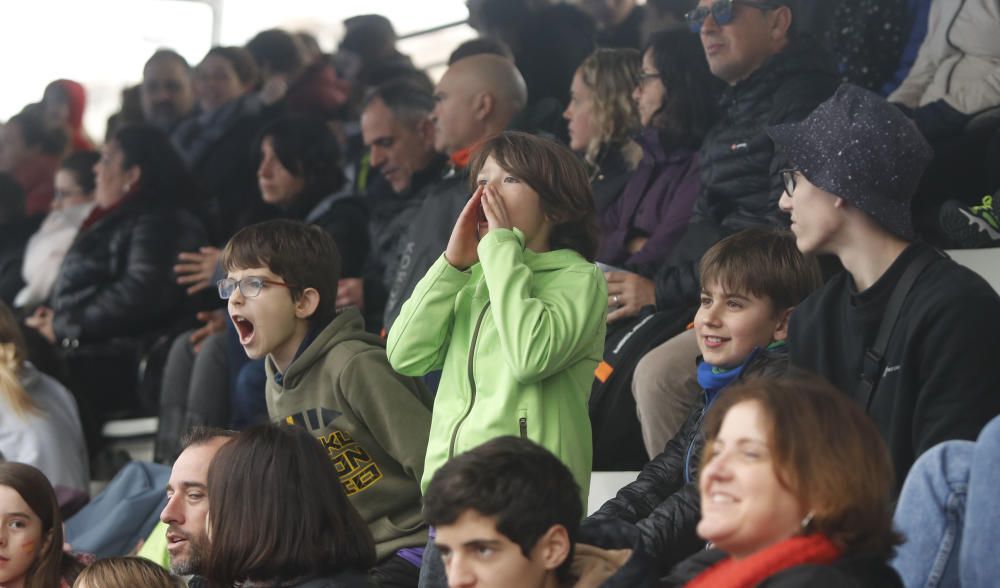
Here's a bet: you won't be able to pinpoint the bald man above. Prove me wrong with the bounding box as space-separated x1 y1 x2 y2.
382 54 527 332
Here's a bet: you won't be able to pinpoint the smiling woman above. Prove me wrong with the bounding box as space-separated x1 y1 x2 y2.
664 375 905 588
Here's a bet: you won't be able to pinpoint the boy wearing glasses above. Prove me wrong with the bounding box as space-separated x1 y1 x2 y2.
219 219 433 586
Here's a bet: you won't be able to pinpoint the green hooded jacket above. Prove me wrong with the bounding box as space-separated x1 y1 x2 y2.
387 228 607 501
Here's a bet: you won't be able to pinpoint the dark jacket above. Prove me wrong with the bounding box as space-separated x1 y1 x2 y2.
590 146 633 216
649 37 839 311
49 201 206 344
292 188 370 278
598 129 700 269
663 549 904 587
583 346 788 574
362 155 448 332
172 94 271 242
287 573 376 588
571 519 657 587
0 219 37 305
382 164 469 332
788 243 1000 489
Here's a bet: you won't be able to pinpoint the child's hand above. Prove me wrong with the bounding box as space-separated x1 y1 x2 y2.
481 185 512 231
445 186 485 270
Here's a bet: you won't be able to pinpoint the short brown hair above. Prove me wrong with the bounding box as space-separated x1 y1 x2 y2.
468 131 599 261
220 219 342 326
699 228 822 312
73 557 185 588
700 374 902 558
203 424 376 586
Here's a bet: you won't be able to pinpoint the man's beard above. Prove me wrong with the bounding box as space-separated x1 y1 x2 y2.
169 532 209 576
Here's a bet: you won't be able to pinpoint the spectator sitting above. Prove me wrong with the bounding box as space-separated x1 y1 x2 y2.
14 151 99 309
563 48 642 215
826 0 910 92
381 54 526 332
581 0 646 50
202 424 376 588
246 28 349 121
663 376 904 586
157 428 234 585
41 79 95 152
0 301 89 498
598 30 722 270
0 111 66 217
74 557 185 588
156 115 370 460
221 220 430 584
140 49 196 134
889 0 1000 243
0 173 35 305
0 462 85 587
611 0 838 465
353 80 448 332
338 14 424 91
892 413 1000 587
584 228 821 574
24 124 206 421
387 132 606 582
604 0 838 324
775 84 1000 488
173 46 267 243
424 437 656 588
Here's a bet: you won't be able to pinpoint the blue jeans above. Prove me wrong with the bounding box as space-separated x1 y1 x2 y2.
892 415 1000 588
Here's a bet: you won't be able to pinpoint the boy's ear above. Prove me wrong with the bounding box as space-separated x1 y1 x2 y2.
294 287 321 320
534 524 572 572
772 307 794 342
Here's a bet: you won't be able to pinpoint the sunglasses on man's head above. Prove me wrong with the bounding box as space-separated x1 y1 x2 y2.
685 0 779 33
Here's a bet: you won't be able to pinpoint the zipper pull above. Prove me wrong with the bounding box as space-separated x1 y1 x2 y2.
519 416 527 439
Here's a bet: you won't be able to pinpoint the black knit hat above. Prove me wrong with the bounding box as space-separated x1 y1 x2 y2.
767 84 933 240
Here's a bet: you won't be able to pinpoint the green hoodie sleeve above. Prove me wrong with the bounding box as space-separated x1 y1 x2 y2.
386 253 471 376
478 229 607 384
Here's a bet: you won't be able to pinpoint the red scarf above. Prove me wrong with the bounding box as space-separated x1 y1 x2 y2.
685 534 842 588
80 189 139 231
450 144 476 169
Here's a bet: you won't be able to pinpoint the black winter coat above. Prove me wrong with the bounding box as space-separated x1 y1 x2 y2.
662 548 904 587
582 347 788 575
49 201 206 344
649 37 839 312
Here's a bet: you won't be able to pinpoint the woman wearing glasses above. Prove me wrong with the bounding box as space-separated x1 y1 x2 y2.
596 30 721 274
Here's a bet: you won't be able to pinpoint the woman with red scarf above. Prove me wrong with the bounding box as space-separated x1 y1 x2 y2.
664 375 904 587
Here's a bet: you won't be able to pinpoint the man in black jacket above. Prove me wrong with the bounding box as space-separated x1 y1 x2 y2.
342 80 447 333
381 54 526 333
614 0 841 456
774 84 1000 490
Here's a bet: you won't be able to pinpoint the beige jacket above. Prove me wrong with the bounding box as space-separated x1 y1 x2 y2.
890 0 1000 115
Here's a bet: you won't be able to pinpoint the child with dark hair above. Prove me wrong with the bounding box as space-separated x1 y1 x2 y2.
388 131 607 502
425 436 655 587
219 219 431 586
585 227 822 575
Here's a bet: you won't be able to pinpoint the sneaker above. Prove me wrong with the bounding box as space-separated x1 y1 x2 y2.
940 194 1000 248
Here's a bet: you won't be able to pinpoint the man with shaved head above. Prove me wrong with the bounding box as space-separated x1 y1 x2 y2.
382 54 527 333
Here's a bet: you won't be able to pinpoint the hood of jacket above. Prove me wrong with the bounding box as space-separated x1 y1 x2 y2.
280 307 382 387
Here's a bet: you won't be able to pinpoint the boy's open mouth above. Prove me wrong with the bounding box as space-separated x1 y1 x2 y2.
232 314 256 345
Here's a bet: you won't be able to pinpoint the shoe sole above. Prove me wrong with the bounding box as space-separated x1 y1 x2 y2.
940 208 1000 248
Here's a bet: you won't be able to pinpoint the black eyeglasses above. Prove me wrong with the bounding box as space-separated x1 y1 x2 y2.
217 276 297 300
685 0 778 33
779 168 799 196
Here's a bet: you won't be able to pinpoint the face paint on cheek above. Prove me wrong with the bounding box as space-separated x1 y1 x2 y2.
21 540 36 554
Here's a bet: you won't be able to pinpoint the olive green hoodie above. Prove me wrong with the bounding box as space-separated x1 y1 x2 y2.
265 307 433 562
